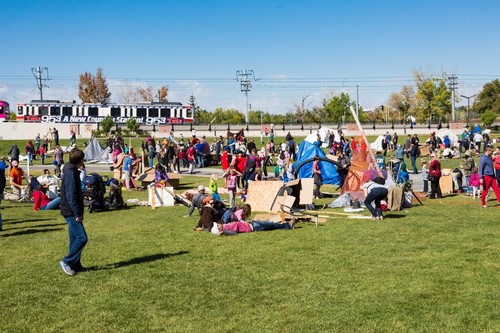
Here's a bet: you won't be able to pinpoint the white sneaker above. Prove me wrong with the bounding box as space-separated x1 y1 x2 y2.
59 261 75 276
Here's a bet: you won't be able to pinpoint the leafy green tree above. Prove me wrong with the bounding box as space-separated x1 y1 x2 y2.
126 118 141 134
9 112 17 122
323 92 352 124
413 70 451 123
481 110 497 127
101 116 114 134
473 79 500 115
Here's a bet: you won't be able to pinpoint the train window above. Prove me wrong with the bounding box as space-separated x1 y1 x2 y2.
62 106 73 116
111 107 121 116
17 106 23 115
160 108 170 117
148 108 159 117
31 106 35 115
186 108 192 118
0 106 4 114
88 107 98 116
39 106 49 115
124 108 128 117
50 106 61 115
137 108 146 117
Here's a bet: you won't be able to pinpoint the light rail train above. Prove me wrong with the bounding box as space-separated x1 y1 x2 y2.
14 100 193 125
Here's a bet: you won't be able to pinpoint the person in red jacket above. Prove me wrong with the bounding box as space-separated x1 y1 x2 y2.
429 153 443 199
233 151 246 189
33 185 61 210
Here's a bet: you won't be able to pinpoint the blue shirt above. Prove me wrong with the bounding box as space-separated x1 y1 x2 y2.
479 154 494 178
123 156 132 172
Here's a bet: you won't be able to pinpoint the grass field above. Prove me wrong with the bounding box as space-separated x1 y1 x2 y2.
1 136 499 332
1 176 500 332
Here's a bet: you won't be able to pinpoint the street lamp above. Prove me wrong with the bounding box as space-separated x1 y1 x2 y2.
460 94 476 124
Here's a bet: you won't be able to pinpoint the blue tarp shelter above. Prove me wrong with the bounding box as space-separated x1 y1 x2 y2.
294 141 340 185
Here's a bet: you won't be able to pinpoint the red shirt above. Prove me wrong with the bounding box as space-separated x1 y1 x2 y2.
493 155 500 170
234 156 246 173
33 190 50 211
221 151 229 170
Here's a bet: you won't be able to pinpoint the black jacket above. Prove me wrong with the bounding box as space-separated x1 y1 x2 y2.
60 163 84 217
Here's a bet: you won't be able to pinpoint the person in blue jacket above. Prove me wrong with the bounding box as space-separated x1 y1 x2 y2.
59 149 87 276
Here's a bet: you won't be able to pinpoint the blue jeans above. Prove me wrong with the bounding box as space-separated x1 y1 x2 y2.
251 221 292 232
62 216 88 268
364 187 388 218
41 197 61 210
149 155 154 168
410 155 418 174
465 175 471 194
197 154 205 168
423 180 429 193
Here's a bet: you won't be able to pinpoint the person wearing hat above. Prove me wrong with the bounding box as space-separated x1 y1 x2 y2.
185 185 208 217
460 150 475 195
5 160 27 201
194 196 218 231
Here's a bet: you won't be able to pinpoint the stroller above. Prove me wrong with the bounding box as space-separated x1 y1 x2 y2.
83 173 108 213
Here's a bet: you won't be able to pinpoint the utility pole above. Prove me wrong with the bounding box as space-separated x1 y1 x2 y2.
236 69 255 128
448 74 458 121
460 94 476 124
31 66 49 100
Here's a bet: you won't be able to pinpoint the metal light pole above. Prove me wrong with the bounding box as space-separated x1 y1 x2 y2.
460 94 476 124
236 69 255 129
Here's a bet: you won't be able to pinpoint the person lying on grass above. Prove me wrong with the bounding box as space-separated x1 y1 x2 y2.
194 197 219 231
215 220 294 236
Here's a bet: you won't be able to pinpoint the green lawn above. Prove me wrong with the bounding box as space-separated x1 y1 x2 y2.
1 172 499 332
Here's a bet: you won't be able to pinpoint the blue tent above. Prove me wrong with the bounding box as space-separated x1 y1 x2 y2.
294 141 340 185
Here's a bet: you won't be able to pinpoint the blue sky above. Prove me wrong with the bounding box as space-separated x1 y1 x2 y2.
1 0 499 114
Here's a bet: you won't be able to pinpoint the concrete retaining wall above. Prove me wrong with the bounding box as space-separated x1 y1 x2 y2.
0 122 467 140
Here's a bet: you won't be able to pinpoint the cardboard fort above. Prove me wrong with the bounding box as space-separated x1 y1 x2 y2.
246 178 314 213
137 169 182 189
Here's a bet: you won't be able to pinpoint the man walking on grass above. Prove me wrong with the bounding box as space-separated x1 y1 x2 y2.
59 149 87 276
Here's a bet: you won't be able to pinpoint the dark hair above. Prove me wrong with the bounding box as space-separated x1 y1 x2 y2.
241 204 252 219
69 149 85 165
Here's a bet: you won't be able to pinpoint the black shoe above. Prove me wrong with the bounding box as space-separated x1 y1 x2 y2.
73 265 87 272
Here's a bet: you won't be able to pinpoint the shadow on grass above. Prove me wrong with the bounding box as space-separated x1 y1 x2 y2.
1 227 64 237
7 223 66 231
3 218 54 225
87 251 189 271
384 214 406 219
